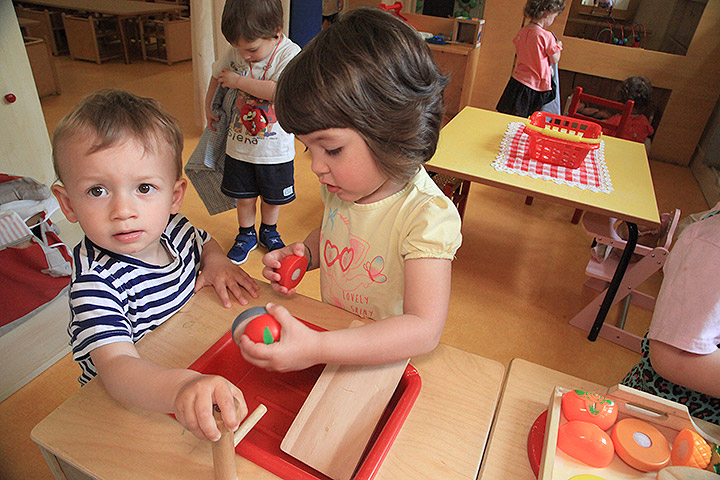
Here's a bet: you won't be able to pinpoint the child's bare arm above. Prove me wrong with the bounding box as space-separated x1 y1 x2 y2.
217 69 277 101
649 341 720 398
91 342 248 441
241 257 451 371
205 76 220 130
196 238 259 307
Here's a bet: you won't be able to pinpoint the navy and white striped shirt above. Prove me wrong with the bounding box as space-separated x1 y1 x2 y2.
67 214 209 385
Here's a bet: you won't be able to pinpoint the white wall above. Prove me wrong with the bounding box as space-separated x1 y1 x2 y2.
0 0 54 185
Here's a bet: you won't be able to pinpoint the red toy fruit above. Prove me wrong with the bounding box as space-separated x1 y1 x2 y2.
562 390 618 431
557 420 615 468
277 254 308 289
232 307 281 345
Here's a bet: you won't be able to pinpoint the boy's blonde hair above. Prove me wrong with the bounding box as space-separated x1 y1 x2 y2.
275 7 448 184
524 0 566 19
52 89 184 181
221 0 283 44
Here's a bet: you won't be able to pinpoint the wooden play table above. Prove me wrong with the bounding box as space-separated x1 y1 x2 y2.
32 281 505 480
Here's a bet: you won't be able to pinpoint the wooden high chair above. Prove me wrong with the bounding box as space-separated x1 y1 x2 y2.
568 208 681 352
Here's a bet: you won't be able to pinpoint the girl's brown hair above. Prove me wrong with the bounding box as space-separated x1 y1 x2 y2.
275 7 449 184
524 0 566 20
52 89 183 181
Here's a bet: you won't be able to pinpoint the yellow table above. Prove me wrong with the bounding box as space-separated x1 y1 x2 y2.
427 107 661 342
31 282 506 480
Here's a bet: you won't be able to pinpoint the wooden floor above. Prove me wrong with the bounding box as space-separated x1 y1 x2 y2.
0 55 711 480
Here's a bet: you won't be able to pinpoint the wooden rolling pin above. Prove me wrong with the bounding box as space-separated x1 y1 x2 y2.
211 403 267 480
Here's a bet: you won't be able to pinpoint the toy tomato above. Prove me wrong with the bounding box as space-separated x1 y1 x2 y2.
557 420 615 468
277 254 308 289
244 314 281 344
231 306 281 345
562 390 618 431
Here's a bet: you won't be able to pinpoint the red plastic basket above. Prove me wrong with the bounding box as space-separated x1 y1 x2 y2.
523 112 602 169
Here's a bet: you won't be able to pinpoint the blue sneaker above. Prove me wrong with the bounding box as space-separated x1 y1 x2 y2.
227 229 257 265
259 227 285 251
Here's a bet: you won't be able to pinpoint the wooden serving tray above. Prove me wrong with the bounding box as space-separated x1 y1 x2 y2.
539 385 719 480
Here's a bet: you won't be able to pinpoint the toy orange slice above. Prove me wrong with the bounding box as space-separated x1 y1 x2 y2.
612 418 671 472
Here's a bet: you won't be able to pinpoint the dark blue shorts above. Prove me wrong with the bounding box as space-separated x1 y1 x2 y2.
221 156 295 205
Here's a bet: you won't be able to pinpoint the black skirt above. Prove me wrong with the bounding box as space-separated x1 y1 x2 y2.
496 77 556 118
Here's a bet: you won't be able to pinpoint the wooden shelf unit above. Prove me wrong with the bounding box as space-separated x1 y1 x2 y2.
404 12 484 117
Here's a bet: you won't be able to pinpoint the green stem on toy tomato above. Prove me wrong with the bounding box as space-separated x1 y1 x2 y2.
263 326 274 345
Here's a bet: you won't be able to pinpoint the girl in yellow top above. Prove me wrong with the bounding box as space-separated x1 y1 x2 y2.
238 8 462 372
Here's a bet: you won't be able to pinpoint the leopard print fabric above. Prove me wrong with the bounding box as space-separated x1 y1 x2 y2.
622 335 720 425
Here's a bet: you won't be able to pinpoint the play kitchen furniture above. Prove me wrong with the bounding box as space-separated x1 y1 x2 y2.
14 0 186 64
425 107 661 345
478 358 720 479
32 281 506 480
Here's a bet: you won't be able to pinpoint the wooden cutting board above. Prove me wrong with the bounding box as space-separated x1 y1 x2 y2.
281 321 409 480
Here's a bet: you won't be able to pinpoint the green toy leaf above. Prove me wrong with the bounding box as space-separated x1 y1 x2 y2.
263 326 275 345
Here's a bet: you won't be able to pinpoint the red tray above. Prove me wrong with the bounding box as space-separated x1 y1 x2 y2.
187 319 422 480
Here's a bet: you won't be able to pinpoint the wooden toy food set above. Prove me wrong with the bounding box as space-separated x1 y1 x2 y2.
535 385 720 480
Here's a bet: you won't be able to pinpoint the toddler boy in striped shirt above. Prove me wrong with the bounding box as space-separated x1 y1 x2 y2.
51 89 257 442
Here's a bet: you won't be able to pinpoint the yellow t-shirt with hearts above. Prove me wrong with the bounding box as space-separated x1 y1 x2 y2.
319 168 462 320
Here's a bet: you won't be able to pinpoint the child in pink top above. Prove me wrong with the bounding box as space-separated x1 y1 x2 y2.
496 0 566 118
606 76 655 148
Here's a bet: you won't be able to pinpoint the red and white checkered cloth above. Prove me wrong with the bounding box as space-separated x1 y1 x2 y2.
492 122 613 193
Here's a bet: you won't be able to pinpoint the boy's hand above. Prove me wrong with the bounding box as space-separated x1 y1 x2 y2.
262 242 307 295
197 239 259 308
238 303 318 372
217 68 245 91
205 107 220 132
173 374 248 441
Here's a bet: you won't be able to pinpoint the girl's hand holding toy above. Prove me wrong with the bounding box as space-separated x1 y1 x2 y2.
232 303 319 373
261 242 308 295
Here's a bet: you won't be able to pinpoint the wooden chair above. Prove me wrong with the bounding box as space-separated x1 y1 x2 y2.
139 15 191 65
61 13 122 64
566 86 635 224
428 171 470 222
567 86 635 138
569 208 681 352
15 5 67 56
24 37 61 98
